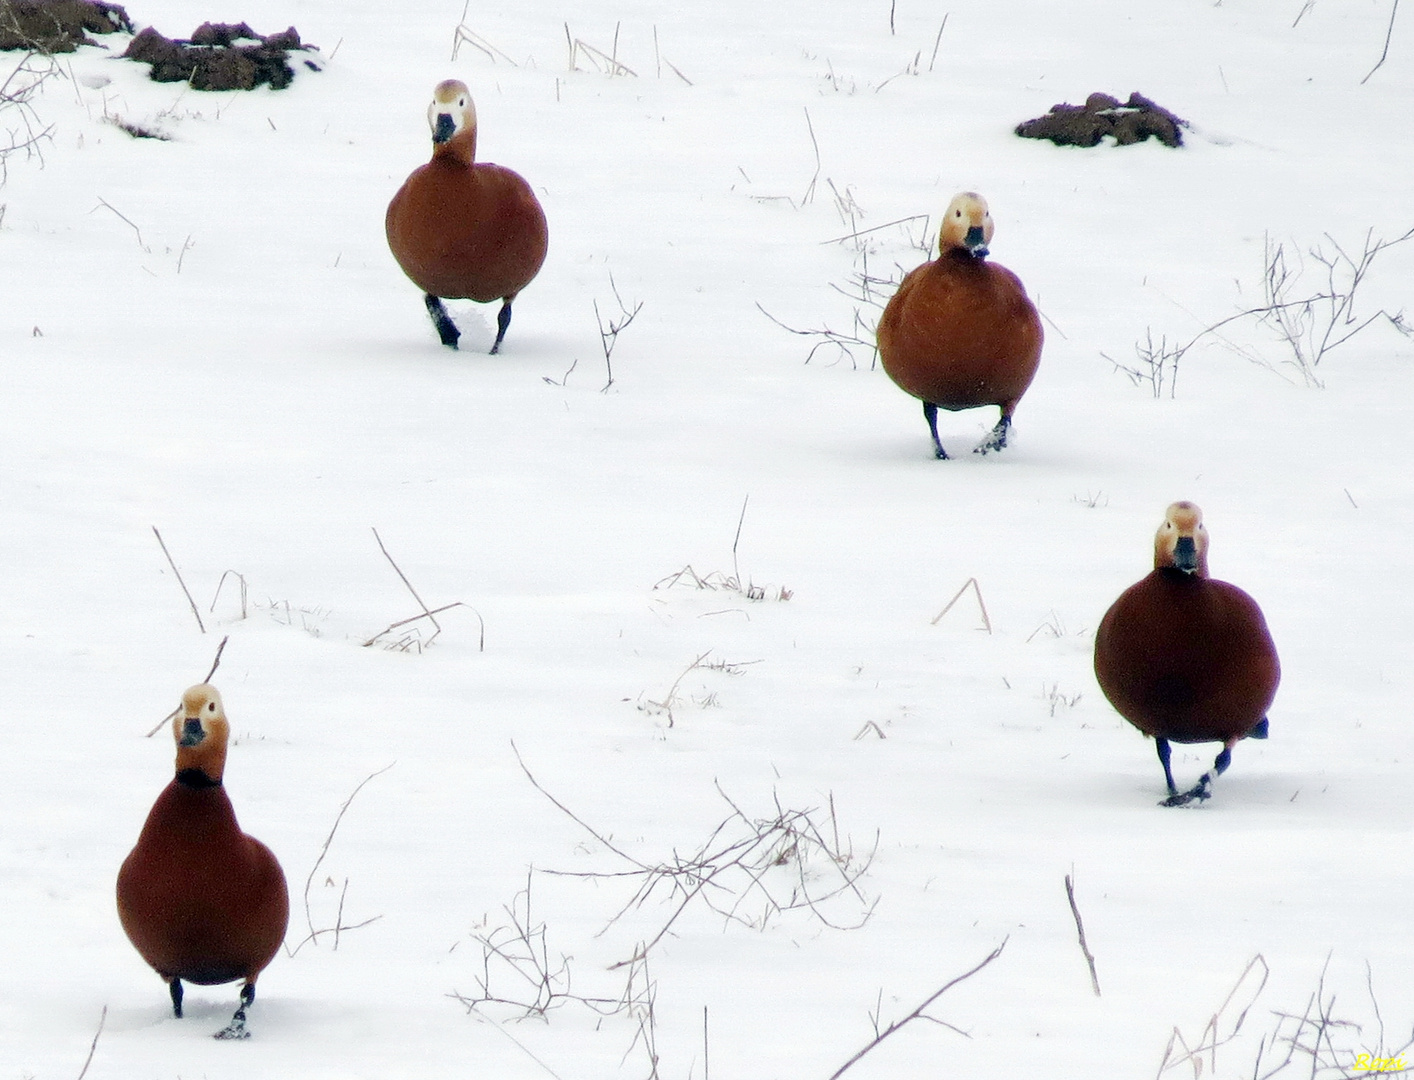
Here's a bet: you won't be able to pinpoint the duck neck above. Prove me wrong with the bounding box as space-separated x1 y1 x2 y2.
434 126 478 167
176 767 223 789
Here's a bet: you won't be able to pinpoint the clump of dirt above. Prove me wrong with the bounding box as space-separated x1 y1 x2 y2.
122 21 318 91
0 0 133 52
1015 92 1185 148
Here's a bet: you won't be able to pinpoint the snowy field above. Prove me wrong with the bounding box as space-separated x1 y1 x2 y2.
2 1 1413 1077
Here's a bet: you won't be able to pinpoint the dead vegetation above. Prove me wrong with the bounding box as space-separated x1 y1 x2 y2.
1016 92 1186 148
1109 226 1414 394
450 748 878 1076
1158 955 1414 1080
122 22 321 91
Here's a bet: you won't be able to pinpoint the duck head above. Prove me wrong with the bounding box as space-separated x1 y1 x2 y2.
939 192 995 259
427 79 477 161
1154 501 1210 577
172 683 230 785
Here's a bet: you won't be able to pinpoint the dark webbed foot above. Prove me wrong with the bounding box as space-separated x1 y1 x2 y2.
923 402 949 459
169 977 184 1018
974 414 1012 455
214 982 256 1040
1158 744 1232 807
490 298 514 355
424 294 460 349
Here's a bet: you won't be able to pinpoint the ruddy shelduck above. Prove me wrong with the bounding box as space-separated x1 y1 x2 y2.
1093 503 1280 806
117 684 289 1038
386 79 548 353
876 192 1043 458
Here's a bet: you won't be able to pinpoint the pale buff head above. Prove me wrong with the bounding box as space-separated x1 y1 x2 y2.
172 683 231 782
939 192 995 258
427 79 477 146
1153 501 1210 577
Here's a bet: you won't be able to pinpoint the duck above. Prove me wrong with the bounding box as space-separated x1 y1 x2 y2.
1093 502 1280 806
876 192 1043 458
386 78 548 353
116 684 289 1039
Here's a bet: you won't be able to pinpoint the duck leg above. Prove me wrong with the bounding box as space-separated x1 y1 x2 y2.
922 402 949 459
490 297 515 355
1161 738 1237 807
214 982 256 1041
973 412 1012 455
424 294 461 349
168 977 184 1018
1155 737 1179 799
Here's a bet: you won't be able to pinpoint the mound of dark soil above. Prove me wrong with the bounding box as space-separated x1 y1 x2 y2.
122 21 318 90
0 0 133 52
1015 92 1185 148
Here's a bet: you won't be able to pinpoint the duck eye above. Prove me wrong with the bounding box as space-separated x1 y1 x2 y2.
207 702 216 712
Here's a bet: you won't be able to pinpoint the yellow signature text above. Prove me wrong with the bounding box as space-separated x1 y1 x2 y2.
1353 1053 1407 1073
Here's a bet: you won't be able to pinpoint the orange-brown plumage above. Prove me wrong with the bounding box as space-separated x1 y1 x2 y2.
1093 503 1280 805
386 79 548 352
876 192 1043 457
117 684 288 1038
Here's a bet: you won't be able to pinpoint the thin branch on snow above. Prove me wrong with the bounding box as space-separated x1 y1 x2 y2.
826 939 1007 1080
1064 872 1101 996
287 762 395 956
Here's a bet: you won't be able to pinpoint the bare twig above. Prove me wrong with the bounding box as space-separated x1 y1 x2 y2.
928 14 949 71
287 762 395 956
826 939 1008 1080
1064 872 1101 996
93 198 147 250
802 107 821 206
1362 0 1400 84
595 273 643 392
364 528 482 651
74 1005 106 1080
930 577 993 633
209 570 248 619
152 526 206 634
372 527 438 636
756 301 878 368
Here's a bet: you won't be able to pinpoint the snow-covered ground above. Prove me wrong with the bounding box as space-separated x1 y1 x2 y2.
2 2 1412 1077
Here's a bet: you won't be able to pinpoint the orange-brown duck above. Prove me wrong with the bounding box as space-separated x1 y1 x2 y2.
386 79 548 353
1094 502 1280 806
876 192 1043 458
117 684 289 1038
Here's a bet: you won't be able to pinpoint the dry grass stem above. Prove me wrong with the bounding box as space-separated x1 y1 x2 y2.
209 570 249 620
827 938 1007 1080
364 528 483 652
74 1005 107 1080
931 577 993 633
565 22 637 76
1064 872 1101 996
450 8 516 65
288 762 395 956
1362 0 1401 83
928 14 950 71
152 526 206 633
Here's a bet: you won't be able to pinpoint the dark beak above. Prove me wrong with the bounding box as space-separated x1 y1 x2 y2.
178 717 206 747
964 225 989 257
1172 536 1198 573
432 112 456 144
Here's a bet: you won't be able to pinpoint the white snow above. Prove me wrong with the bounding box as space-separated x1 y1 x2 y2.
2 1 1412 1077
